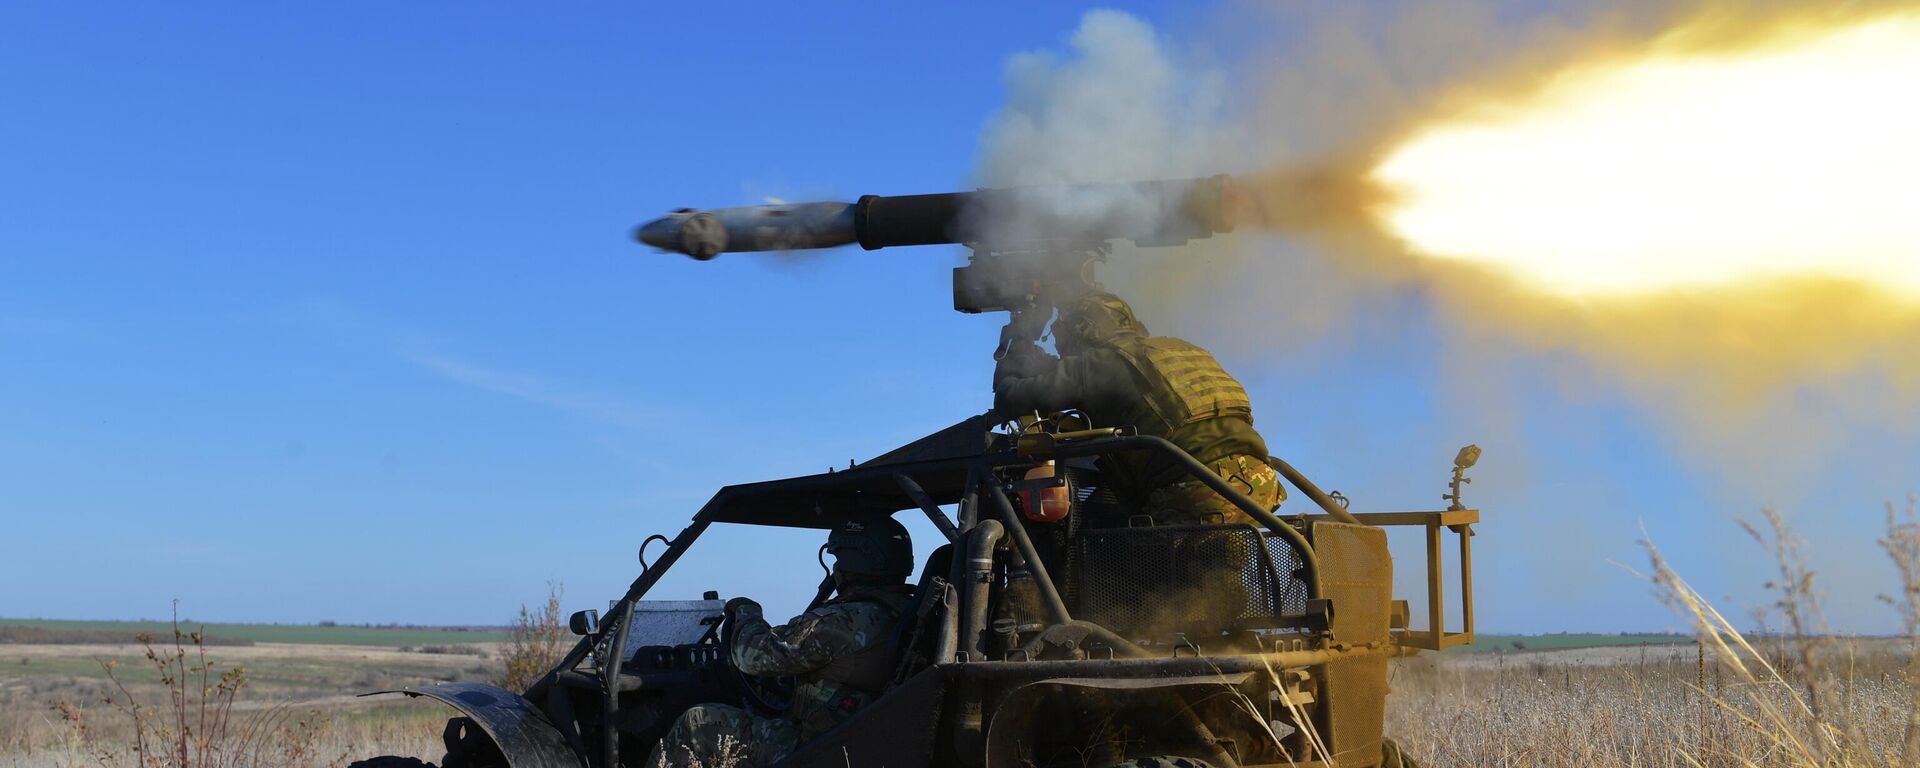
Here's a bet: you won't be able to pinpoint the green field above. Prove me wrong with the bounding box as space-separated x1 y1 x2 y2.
0 618 510 647
1451 632 1693 653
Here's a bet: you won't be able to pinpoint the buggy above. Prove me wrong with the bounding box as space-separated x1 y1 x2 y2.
354 415 1478 768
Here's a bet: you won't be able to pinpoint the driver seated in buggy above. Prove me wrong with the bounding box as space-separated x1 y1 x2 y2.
648 517 914 768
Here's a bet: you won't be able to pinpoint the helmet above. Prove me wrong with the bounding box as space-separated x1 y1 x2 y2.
826 516 913 581
1058 292 1147 354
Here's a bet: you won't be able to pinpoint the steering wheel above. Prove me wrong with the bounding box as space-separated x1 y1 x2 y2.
718 607 795 715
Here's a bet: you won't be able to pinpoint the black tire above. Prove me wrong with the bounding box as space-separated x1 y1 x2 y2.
1107 758 1217 768
346 757 436 768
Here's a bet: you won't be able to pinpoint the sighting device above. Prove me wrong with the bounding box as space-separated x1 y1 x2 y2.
634 176 1236 358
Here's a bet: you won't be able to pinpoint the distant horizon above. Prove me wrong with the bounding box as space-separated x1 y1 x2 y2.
2 616 1829 640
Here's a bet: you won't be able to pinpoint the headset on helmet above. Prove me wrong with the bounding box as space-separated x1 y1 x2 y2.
826 515 913 581
1063 292 1147 347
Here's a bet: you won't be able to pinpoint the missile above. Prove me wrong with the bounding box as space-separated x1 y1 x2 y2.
634 202 858 260
634 176 1235 259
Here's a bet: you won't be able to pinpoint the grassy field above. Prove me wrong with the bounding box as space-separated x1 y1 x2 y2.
0 620 1710 767
0 619 509 647
5 629 1914 766
9 633 1906 767
1454 632 1693 653
0 637 484 767
1389 637 1917 766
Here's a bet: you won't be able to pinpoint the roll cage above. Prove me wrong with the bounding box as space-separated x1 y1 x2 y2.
523 416 1477 768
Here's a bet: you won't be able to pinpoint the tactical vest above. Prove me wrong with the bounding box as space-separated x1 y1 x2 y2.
1109 335 1253 435
813 633 895 695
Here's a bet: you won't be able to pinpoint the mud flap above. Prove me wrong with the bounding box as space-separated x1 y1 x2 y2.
362 682 582 768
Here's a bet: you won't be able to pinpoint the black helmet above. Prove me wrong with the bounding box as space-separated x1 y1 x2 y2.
826 516 913 582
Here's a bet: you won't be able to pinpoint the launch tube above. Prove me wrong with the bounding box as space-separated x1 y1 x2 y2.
634 176 1234 258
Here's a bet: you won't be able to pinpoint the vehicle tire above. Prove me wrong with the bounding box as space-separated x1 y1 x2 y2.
1107 758 1217 768
346 757 436 768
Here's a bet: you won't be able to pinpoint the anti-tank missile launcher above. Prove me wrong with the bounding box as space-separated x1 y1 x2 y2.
636 176 1236 350
634 176 1236 259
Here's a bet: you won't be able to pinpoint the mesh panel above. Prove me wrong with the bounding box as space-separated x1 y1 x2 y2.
1311 521 1392 766
1066 524 1309 642
1311 521 1391 644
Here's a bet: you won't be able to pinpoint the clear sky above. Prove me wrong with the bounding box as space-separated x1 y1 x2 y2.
3 2 1913 633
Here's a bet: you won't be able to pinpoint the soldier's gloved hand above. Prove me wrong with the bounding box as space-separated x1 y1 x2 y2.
723 597 762 622
996 342 1050 379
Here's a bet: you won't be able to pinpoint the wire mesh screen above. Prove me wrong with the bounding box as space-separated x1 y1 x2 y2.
1065 524 1309 642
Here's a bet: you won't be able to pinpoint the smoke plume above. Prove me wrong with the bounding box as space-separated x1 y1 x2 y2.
975 10 1230 188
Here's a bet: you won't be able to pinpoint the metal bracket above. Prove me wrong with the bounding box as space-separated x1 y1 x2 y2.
637 534 670 573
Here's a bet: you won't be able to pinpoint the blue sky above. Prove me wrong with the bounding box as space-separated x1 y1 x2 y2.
2 3 1913 633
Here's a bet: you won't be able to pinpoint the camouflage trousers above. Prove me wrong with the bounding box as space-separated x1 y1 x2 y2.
1146 453 1285 526
648 703 798 768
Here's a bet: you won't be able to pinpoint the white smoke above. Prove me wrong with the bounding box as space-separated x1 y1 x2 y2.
974 10 1230 188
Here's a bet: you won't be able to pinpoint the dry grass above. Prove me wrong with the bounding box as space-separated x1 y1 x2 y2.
1387 639 1913 766
1387 498 1920 767
0 586 560 767
1 703 445 768
496 581 568 693
0 616 488 767
0 605 459 768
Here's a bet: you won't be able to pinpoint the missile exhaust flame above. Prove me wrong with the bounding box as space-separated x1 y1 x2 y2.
1368 12 1920 301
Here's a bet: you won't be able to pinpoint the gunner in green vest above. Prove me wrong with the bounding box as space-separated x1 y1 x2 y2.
993 291 1283 525
648 517 914 768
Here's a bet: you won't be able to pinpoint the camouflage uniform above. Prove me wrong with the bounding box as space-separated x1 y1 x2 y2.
648 587 911 768
1146 453 1283 527
994 293 1284 524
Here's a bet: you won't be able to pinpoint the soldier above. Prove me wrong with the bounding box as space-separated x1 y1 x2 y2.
994 291 1283 525
648 517 914 768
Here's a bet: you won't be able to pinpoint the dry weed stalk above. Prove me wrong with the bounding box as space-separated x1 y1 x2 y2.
1612 503 1912 768
1386 500 1919 767
646 733 748 768
1875 496 1920 765
46 603 342 768
1634 504 1915 767
498 581 569 693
